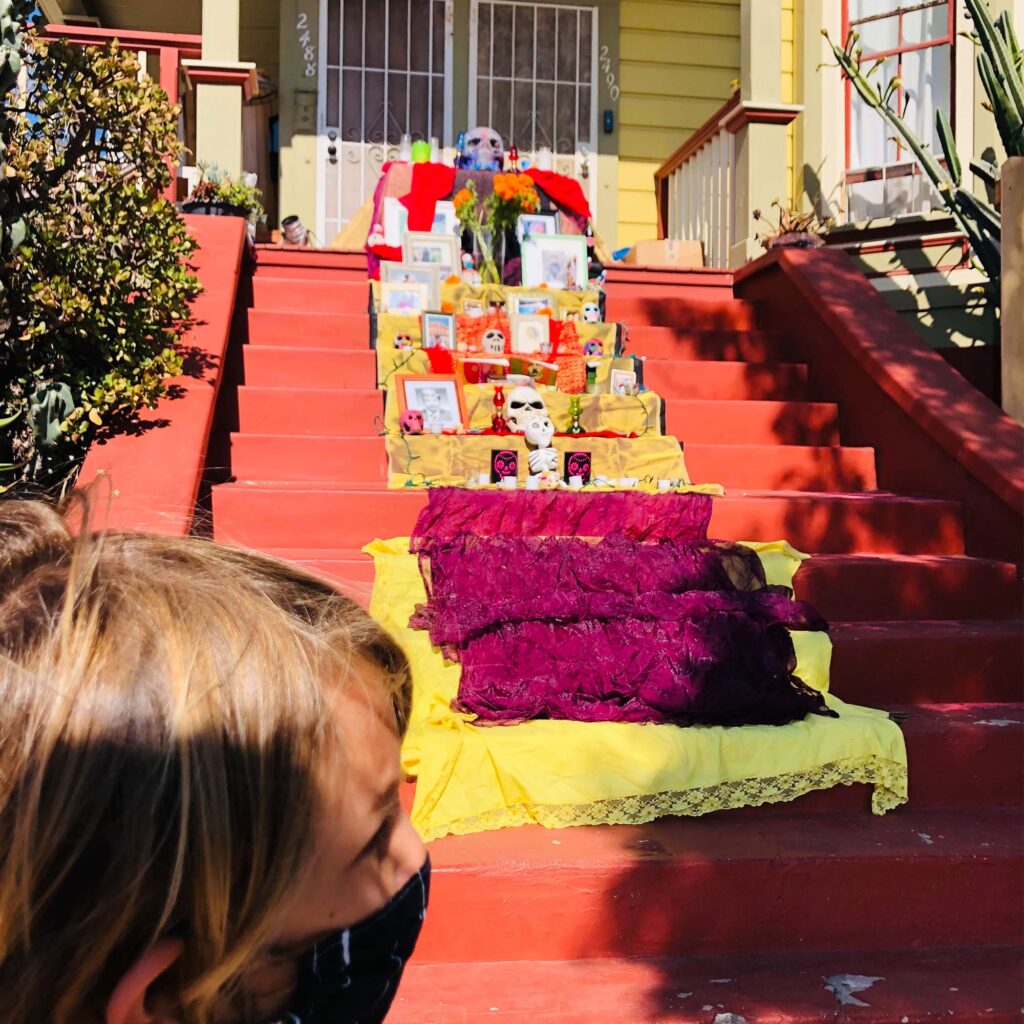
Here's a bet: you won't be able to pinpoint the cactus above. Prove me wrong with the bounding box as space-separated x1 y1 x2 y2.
826 0 1022 281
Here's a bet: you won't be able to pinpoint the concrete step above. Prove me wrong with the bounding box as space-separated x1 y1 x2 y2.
209 485 965 555
253 244 367 280
628 326 783 362
250 275 371 314
643 355 806 399
240 345 377 389
235 386 384 436
796 554 1023 622
413 808 1022 962
246 308 371 348
668 399 841 446
830 621 1024 706
391 946 1024 1023
685 443 876 492
607 295 759 330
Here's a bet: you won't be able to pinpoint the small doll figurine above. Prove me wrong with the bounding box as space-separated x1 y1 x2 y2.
367 223 386 247
491 384 508 434
508 145 520 172
461 251 482 285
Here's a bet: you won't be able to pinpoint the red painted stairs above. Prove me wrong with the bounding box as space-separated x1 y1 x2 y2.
206 247 1023 1022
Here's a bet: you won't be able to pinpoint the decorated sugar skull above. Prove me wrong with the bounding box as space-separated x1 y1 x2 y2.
581 302 601 324
394 332 413 349
399 409 424 435
583 339 603 357
459 126 505 171
482 327 507 355
506 385 548 433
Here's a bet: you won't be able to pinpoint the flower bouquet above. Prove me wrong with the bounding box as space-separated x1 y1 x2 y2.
454 174 541 284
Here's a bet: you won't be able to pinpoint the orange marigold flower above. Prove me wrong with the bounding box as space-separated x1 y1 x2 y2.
444 274 461 285
454 188 474 209
441 301 455 313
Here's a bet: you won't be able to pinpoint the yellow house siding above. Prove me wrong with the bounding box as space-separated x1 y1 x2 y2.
617 0 741 248
783 0 796 207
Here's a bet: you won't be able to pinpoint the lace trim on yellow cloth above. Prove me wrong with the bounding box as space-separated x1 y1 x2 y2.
415 753 908 842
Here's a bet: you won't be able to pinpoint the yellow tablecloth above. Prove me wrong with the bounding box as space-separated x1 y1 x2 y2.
366 537 909 841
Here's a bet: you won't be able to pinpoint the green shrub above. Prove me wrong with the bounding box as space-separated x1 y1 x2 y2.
1 31 201 488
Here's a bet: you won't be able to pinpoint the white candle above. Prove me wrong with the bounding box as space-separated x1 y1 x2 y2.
569 475 584 489
500 475 518 490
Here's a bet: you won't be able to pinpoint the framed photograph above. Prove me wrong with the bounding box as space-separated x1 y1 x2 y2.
381 262 441 308
461 298 485 317
432 200 460 236
421 311 456 351
516 210 561 244
397 374 467 432
510 314 553 356
521 234 589 290
609 368 638 396
383 196 409 246
403 231 461 275
511 291 559 317
380 281 430 315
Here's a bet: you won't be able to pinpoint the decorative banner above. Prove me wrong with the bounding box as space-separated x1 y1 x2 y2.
490 448 519 483
564 450 592 484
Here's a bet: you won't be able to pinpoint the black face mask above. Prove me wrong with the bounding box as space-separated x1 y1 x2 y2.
270 857 431 1024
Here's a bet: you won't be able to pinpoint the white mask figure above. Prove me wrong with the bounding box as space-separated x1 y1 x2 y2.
460 126 505 171
506 385 548 433
524 414 558 475
581 302 601 324
482 328 506 355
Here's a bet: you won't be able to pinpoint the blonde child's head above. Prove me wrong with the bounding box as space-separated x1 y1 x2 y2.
0 496 425 1023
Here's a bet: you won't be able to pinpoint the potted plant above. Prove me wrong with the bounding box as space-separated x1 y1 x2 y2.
754 200 832 250
183 164 265 226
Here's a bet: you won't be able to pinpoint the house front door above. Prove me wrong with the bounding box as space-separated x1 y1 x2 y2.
318 0 454 243
468 0 599 210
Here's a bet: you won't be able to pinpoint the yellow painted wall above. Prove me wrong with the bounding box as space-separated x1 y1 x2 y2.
783 0 796 207
617 0 741 247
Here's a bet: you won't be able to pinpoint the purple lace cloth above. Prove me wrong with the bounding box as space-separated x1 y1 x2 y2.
409 491 835 728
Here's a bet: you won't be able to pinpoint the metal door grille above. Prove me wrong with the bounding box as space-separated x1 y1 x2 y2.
319 0 454 240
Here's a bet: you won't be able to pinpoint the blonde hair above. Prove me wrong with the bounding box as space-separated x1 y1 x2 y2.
0 496 411 1023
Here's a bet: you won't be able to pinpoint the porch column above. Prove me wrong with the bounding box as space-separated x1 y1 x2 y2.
1003 157 1024 424
183 0 254 178
728 0 803 267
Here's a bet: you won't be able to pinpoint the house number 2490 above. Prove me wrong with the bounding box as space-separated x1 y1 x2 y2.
297 11 316 78
600 45 619 102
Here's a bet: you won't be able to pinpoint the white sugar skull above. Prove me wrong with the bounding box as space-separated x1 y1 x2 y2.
506 385 548 433
482 328 506 355
460 126 505 171
581 302 601 324
523 414 554 450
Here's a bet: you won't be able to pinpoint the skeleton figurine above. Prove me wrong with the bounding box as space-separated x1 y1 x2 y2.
581 302 601 324
458 126 505 171
481 327 507 356
524 415 558 475
505 385 548 433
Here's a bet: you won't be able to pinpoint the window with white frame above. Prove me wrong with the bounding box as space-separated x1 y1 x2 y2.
843 0 955 221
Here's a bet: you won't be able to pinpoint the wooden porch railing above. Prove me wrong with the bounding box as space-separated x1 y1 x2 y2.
42 24 203 200
654 92 741 270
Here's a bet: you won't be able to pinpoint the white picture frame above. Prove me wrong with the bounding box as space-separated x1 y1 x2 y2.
383 196 409 246
511 291 559 317
516 210 561 244
509 314 553 356
381 262 441 309
380 281 430 315
421 311 457 351
403 231 461 276
521 234 589 290
432 200 460 236
609 368 638 396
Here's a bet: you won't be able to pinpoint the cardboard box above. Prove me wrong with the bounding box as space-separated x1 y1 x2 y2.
622 238 705 268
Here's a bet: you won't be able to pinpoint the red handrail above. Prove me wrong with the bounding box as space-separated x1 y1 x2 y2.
42 23 203 200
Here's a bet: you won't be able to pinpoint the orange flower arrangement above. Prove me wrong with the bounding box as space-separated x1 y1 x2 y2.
492 173 540 212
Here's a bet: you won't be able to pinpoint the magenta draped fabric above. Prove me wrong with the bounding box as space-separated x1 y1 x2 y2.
409 490 835 728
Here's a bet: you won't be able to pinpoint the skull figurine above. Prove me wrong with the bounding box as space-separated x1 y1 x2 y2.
459 126 505 171
399 409 424 435
482 328 506 355
583 339 603 357
524 415 558 475
581 302 601 324
505 385 548 433
394 332 413 350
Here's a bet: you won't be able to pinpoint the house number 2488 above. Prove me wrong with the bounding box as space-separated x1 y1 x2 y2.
297 11 316 78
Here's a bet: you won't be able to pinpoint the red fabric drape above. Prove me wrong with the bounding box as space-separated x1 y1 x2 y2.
527 169 592 220
399 162 458 231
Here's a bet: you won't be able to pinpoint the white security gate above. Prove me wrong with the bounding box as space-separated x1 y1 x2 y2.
469 1 599 209
318 0 454 242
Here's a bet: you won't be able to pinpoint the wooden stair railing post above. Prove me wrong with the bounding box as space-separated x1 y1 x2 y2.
1003 157 1024 424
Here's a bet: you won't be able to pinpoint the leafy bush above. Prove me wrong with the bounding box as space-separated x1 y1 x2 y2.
1 30 200 487
187 163 265 224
